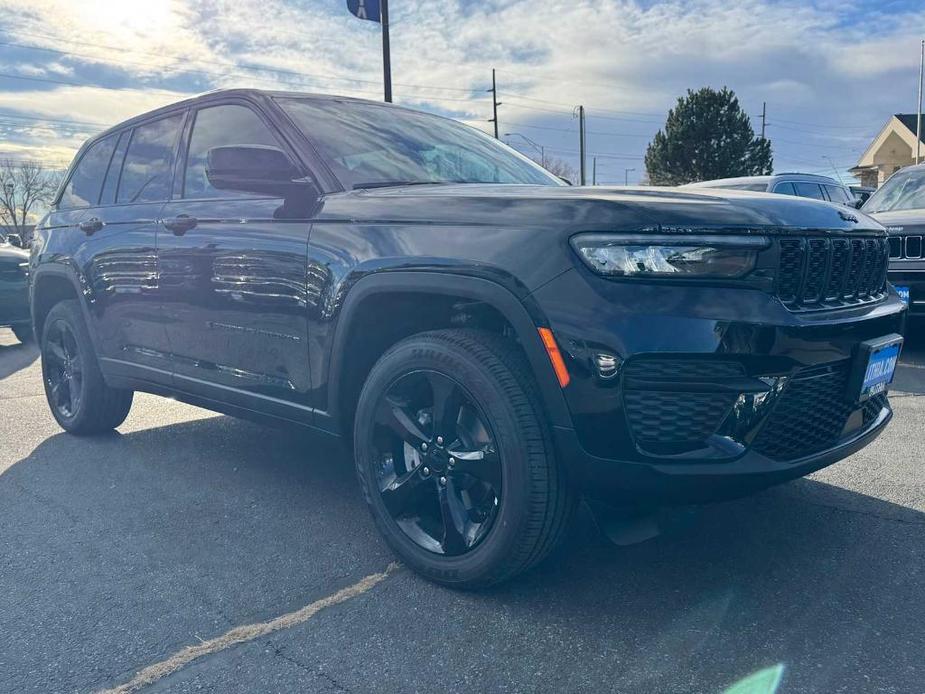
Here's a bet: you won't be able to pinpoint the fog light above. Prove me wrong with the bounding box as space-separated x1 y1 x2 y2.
595 353 620 379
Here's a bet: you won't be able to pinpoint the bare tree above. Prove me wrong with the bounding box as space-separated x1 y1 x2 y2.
534 156 577 183
0 159 63 244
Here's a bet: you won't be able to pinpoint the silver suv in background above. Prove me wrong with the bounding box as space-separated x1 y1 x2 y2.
684 173 855 206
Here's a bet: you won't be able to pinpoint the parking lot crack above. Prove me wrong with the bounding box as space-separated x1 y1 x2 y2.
268 639 351 693
95 563 399 694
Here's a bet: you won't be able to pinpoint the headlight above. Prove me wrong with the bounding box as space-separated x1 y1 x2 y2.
570 233 768 279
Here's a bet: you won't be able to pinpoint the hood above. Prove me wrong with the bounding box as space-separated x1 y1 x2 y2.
865 207 925 232
323 184 884 234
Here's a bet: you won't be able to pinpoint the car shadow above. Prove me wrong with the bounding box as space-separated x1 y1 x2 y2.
0 330 38 380
1 416 922 693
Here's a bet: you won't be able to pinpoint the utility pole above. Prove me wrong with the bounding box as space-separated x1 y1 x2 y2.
760 101 767 139
576 105 587 185
592 157 597 185
624 168 635 186
489 69 501 139
917 40 923 164
381 0 392 102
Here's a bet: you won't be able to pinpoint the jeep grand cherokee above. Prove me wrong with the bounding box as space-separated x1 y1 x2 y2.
30 90 905 587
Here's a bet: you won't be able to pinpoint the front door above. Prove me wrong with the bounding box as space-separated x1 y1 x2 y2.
157 102 313 421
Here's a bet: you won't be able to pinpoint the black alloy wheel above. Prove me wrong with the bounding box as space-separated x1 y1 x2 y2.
371 369 503 556
354 329 575 588
40 300 134 434
43 318 83 419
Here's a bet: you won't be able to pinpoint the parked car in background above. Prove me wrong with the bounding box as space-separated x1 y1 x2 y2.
684 173 855 206
851 185 876 207
0 233 32 343
863 163 925 316
30 89 904 587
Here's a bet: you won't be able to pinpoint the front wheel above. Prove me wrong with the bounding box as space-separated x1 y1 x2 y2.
41 300 134 434
354 329 574 588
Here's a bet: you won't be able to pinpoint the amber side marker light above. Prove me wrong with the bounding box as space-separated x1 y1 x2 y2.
538 327 571 388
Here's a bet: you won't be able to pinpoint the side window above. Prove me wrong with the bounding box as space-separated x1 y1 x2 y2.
99 131 129 205
117 114 184 204
772 182 797 196
792 182 826 200
184 104 286 199
823 185 851 205
58 134 118 209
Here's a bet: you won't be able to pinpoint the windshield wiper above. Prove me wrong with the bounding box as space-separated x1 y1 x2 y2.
352 180 467 190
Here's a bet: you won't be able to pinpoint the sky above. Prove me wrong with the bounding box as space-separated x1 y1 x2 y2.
0 0 922 185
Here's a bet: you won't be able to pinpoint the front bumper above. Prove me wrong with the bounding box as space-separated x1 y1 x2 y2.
532 267 906 502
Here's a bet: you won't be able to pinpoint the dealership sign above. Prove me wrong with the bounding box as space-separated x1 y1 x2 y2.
346 0 381 22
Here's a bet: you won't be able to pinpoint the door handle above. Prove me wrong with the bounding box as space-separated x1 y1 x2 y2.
162 214 198 236
79 217 103 235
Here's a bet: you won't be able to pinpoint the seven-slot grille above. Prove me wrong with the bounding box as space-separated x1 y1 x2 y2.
888 234 924 260
777 236 889 310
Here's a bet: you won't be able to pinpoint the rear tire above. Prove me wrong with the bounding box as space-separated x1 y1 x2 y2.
40 300 133 435
12 324 33 344
354 329 575 588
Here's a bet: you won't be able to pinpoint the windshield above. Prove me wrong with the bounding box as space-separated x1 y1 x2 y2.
276 98 563 190
863 167 925 213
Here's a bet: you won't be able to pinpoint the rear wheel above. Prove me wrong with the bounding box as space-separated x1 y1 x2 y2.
354 329 574 588
41 301 133 434
11 324 33 344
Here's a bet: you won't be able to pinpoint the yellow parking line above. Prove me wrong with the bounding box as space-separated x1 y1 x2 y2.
98 563 400 694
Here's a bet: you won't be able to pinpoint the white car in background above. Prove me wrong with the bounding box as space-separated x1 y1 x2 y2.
684 173 856 206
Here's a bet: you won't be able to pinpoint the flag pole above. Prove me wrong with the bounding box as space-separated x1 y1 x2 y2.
381 0 392 103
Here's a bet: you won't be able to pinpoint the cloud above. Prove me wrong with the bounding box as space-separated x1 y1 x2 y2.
0 0 919 180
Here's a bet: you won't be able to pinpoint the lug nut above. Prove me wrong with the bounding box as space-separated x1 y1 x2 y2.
439 476 447 486
436 436 444 446
448 458 455 466
422 467 431 477
421 443 428 452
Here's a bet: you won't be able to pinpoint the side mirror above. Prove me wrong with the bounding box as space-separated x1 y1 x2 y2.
206 145 313 197
852 199 865 210
6 233 23 247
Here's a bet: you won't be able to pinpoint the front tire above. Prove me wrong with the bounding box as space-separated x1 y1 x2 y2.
41 300 133 435
354 329 574 588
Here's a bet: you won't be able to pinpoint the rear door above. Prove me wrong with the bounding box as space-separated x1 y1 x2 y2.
157 100 314 421
87 112 185 381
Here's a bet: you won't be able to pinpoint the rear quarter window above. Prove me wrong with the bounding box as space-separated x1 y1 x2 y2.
58 134 118 209
791 182 826 200
823 185 852 204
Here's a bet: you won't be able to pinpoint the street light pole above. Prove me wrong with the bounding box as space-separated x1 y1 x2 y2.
504 133 545 165
917 39 923 164
381 0 391 102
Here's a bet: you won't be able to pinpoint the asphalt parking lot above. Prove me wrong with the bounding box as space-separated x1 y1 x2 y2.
1 328 923 694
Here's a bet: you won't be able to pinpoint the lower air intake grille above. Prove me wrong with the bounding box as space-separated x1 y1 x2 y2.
752 362 887 462
624 391 736 443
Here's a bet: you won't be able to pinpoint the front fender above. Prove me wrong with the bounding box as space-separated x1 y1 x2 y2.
325 270 573 431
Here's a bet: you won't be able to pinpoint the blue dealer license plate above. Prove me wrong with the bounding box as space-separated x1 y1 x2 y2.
895 286 910 304
859 341 902 400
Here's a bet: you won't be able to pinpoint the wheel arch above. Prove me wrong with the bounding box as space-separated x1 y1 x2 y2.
30 266 91 345
325 271 573 436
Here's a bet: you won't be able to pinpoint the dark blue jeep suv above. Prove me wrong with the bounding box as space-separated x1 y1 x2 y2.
30 90 905 586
